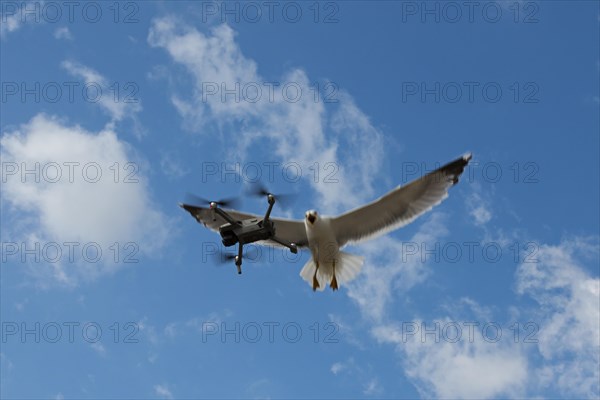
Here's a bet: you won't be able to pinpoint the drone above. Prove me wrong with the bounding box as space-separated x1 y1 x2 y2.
179 187 300 274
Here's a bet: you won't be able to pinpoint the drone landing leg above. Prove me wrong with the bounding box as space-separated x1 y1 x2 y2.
270 236 298 254
235 243 243 274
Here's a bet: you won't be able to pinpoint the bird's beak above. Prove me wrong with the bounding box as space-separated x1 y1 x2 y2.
307 214 316 224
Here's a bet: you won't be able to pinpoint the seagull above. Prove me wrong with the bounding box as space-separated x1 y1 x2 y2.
182 153 472 291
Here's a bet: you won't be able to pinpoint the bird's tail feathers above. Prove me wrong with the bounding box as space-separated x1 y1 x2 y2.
299 252 364 291
300 258 324 291
335 251 364 284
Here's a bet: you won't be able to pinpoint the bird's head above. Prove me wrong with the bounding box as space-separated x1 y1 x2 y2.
305 210 318 225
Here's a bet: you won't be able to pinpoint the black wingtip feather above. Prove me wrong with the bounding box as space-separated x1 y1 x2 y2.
439 153 472 185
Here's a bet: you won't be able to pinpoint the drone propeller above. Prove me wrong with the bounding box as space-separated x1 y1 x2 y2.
245 183 297 206
184 193 241 209
210 250 237 266
210 246 261 269
209 251 239 275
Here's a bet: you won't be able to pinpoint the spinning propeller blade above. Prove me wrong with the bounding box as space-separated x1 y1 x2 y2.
184 193 241 209
209 247 261 268
245 183 297 206
210 251 237 266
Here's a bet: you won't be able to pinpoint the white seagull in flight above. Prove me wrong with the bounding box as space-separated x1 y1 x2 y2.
182 154 472 291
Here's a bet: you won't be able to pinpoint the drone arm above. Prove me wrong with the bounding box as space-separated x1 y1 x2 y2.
263 194 275 222
270 235 298 254
213 207 241 226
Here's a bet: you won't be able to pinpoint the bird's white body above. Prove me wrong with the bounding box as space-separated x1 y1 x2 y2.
300 210 364 291
305 214 339 264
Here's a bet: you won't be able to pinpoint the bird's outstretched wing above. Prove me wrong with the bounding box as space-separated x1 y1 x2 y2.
180 205 309 248
331 154 472 247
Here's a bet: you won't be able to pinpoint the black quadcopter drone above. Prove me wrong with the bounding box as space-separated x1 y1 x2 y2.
179 188 300 274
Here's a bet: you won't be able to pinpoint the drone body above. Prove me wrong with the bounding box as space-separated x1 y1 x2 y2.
181 193 299 274
218 218 273 247
181 153 472 291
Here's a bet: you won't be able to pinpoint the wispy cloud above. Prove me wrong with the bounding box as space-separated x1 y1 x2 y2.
53 27 73 40
90 342 106 356
154 384 174 400
0 2 34 38
347 212 448 322
330 361 345 375
61 60 142 135
0 13 21 37
516 236 600 398
363 378 383 396
148 18 384 214
468 190 492 226
160 152 189 180
327 357 383 396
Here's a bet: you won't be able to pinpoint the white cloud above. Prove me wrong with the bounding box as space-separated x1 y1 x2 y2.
136 310 233 347
163 323 178 338
160 152 189 179
148 18 383 214
516 236 600 398
53 27 72 40
90 342 106 356
369 236 600 399
328 313 364 350
330 362 345 375
0 2 33 37
0 114 171 286
154 384 173 400
61 60 142 133
471 203 491 225
364 235 600 399
405 333 527 399
328 357 382 396
373 316 528 399
137 317 160 346
467 188 492 226
184 310 233 333
363 378 383 396
0 13 21 36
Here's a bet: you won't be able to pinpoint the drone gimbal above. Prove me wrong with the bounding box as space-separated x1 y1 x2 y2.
212 194 298 274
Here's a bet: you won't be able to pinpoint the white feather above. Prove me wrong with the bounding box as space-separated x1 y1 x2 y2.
299 252 364 291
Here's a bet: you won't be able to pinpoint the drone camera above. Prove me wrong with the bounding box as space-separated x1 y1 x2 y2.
219 225 238 247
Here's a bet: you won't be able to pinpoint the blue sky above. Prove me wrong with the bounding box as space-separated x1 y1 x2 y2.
1 1 599 399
